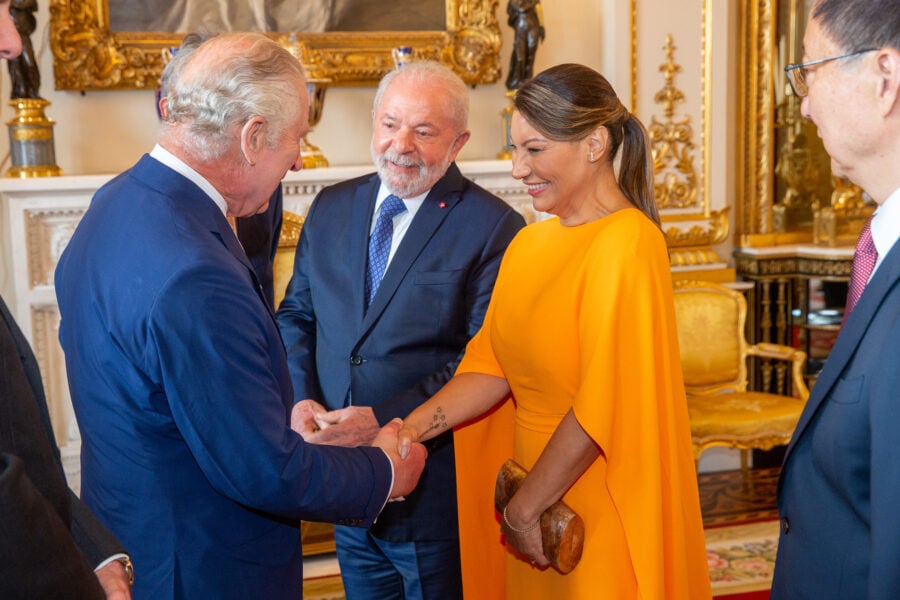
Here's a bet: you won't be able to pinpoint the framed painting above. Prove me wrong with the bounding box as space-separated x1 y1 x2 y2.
49 0 502 90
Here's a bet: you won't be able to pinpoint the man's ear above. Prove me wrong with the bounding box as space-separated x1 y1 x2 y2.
240 116 267 166
447 130 471 162
875 48 900 118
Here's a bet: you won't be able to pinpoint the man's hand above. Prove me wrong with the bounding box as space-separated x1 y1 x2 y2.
95 560 132 600
290 399 327 439
372 419 427 499
301 406 381 447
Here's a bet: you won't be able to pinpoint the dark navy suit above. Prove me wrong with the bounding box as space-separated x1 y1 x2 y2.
276 163 524 596
773 239 900 599
237 186 283 309
55 155 393 599
1 295 125 599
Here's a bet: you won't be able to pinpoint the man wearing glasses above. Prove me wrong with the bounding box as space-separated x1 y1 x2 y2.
773 1 900 598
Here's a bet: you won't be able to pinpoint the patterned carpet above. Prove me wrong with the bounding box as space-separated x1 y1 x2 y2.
702 467 779 599
707 520 777 597
303 467 781 599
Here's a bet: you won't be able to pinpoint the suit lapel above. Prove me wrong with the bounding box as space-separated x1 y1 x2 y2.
783 241 900 466
361 165 465 329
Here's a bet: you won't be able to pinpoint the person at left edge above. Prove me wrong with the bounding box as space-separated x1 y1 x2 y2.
0 2 131 597
55 32 427 600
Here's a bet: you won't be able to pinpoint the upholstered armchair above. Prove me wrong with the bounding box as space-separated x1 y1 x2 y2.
274 211 305 308
672 280 810 467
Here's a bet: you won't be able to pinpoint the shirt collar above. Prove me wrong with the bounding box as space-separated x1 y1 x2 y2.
871 187 900 264
375 185 429 219
150 144 229 218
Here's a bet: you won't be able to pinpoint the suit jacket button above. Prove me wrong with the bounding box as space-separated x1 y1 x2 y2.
350 355 363 366
780 517 790 534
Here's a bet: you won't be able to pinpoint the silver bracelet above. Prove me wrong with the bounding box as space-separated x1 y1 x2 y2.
502 505 540 534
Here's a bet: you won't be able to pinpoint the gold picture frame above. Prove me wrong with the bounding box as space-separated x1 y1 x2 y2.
49 0 502 91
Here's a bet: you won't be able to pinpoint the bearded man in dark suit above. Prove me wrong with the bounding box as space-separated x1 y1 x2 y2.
277 60 525 600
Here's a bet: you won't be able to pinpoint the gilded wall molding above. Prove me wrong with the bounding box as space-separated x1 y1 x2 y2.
664 207 730 266
737 0 776 238
636 2 724 267
49 0 501 90
649 35 699 211
630 0 638 110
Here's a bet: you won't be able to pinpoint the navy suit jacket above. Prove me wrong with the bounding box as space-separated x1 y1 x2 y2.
55 155 393 599
276 163 525 542
1 295 125 599
773 239 900 599
236 186 283 309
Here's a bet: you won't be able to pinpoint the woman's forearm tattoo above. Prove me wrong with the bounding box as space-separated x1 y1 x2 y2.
426 406 448 433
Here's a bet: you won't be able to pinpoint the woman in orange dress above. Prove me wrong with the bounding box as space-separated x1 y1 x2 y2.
399 63 711 599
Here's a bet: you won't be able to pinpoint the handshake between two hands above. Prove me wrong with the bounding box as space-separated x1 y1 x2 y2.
290 400 427 500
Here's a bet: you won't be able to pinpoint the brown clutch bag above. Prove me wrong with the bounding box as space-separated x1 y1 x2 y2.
493 459 585 574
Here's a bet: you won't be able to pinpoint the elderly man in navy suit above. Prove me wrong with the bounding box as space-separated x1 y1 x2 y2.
773 1 900 598
276 61 525 599
55 32 426 599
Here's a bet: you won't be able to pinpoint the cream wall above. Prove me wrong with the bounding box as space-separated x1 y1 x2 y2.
0 1 612 174
0 0 737 285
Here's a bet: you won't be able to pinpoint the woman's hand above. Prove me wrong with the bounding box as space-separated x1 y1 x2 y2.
397 421 420 459
501 498 550 568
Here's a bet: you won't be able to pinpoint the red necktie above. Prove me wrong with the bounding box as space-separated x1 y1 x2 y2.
844 218 877 319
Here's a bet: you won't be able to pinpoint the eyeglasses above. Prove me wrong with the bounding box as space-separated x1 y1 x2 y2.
784 48 877 97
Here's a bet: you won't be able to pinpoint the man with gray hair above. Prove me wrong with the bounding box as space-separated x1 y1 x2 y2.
277 60 525 599
55 33 426 599
773 1 900 598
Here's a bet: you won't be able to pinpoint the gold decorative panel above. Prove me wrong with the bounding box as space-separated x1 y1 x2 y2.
49 0 501 90
640 10 726 268
649 35 699 211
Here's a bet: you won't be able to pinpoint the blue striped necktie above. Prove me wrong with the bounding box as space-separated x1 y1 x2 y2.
365 195 407 308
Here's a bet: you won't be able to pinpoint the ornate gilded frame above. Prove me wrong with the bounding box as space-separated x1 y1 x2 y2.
736 0 848 246
736 0 776 242
49 0 501 90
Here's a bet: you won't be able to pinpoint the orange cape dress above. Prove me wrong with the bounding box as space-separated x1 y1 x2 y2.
453 209 712 599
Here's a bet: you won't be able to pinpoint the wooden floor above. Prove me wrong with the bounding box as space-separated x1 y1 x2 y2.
699 466 780 528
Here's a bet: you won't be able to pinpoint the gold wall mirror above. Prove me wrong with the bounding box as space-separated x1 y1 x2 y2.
737 0 871 246
49 0 502 90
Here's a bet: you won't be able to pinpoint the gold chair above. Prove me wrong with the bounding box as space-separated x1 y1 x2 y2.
273 210 305 309
672 280 810 467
